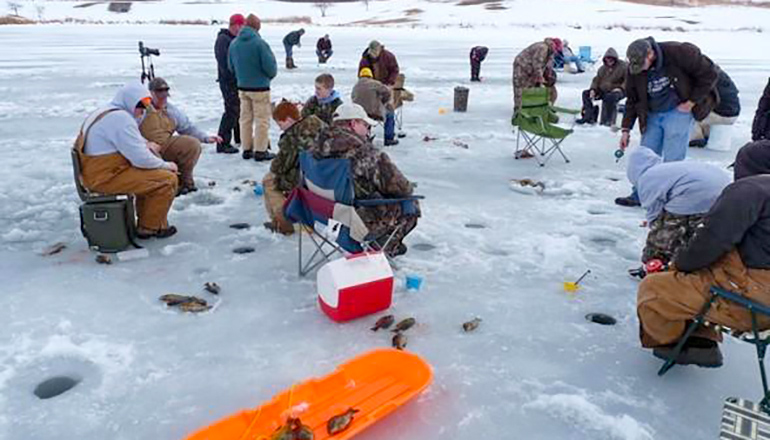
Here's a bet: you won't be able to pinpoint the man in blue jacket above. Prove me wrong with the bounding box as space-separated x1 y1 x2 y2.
228 14 277 161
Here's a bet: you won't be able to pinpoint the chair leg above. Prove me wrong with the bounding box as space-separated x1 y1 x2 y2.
658 295 717 376
750 312 770 414
298 226 346 277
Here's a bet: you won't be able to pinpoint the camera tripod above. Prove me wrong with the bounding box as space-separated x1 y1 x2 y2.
139 41 160 83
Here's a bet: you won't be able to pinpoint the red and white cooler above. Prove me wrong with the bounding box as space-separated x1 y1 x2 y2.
317 252 394 322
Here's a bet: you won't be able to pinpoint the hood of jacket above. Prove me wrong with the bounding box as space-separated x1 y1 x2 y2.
319 89 341 106
603 47 619 63
627 146 662 187
218 28 235 39
735 140 770 180
109 82 150 113
237 26 257 43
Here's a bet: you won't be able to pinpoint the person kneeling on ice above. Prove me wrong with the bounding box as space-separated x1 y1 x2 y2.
76 82 178 239
302 73 343 125
262 100 326 235
689 66 740 148
553 39 585 73
316 34 333 64
626 147 731 269
309 103 419 257
352 67 398 146
576 48 626 126
140 77 222 196
636 160 770 368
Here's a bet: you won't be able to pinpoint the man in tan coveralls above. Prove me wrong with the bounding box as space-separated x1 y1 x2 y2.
140 77 221 195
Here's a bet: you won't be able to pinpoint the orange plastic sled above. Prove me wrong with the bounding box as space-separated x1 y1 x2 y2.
186 348 433 440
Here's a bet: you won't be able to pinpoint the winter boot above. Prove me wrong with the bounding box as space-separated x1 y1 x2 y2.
253 151 276 162
589 105 599 124
217 143 239 154
285 57 292 69
289 57 297 69
689 138 708 148
614 195 641 207
576 105 598 125
652 337 723 368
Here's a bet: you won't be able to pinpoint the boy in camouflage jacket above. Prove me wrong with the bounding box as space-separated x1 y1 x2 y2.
262 100 326 234
301 73 343 125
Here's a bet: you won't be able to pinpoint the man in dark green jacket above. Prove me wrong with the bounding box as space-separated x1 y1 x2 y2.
228 14 278 161
283 28 305 70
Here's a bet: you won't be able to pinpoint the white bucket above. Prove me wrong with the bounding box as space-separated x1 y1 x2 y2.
706 124 733 152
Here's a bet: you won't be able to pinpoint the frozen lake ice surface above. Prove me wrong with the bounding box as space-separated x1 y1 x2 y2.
2 1 770 438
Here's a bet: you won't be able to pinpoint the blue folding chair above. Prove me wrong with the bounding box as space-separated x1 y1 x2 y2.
284 152 423 276
658 286 770 414
578 46 593 63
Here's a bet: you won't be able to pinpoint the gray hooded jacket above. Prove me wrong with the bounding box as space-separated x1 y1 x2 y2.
627 146 731 222
83 82 171 170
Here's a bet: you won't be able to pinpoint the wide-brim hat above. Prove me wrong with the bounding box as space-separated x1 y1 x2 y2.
333 103 378 126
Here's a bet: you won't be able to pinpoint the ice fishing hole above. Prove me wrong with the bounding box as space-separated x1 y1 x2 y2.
233 246 255 254
33 375 81 399
413 243 436 251
586 313 617 326
465 223 487 229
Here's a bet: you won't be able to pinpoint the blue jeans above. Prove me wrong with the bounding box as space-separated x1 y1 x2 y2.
284 42 293 58
628 108 695 201
562 55 584 72
384 111 396 141
641 108 695 162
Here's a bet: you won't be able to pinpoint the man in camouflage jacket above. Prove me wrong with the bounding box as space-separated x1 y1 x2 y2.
512 38 557 114
262 100 326 234
309 103 419 257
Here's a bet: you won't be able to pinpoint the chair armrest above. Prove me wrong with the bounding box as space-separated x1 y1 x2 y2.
355 195 425 207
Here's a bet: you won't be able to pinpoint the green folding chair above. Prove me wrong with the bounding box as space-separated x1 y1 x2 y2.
512 87 578 167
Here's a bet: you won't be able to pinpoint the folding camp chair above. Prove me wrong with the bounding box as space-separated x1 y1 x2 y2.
658 286 770 415
578 46 593 63
284 152 423 277
512 87 578 167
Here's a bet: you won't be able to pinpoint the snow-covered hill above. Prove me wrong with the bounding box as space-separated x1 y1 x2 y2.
5 0 770 32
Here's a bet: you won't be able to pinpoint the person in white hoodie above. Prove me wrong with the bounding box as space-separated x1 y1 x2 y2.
626 146 731 264
75 82 179 239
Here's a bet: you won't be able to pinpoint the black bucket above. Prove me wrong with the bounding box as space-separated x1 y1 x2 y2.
454 86 469 112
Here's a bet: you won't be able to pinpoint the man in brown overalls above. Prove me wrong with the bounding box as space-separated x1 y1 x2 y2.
77 82 178 239
140 77 222 195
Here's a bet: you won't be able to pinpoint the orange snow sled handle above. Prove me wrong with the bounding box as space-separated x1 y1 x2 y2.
185 348 433 440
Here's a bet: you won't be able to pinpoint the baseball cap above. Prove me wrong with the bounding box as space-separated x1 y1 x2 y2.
627 38 652 75
368 40 382 52
333 103 378 126
229 13 245 26
148 77 170 92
